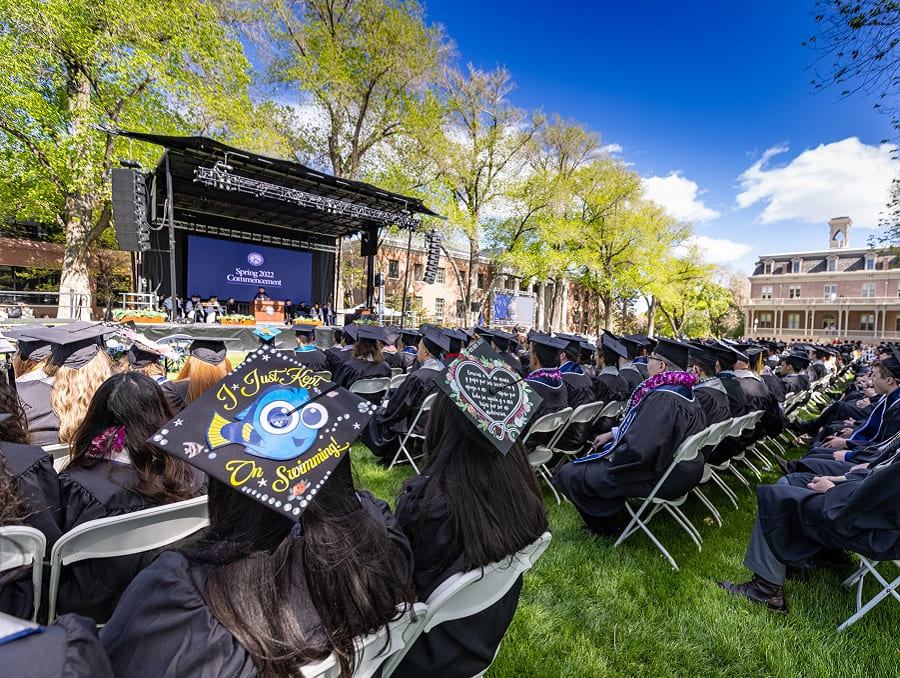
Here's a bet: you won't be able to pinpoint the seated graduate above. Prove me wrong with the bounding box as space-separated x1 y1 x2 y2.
624 334 653 380
702 341 751 465
615 335 646 392
556 334 596 450
160 338 233 412
809 347 829 381
0 393 63 620
391 346 549 678
362 326 448 460
440 329 466 365
5 328 51 383
333 324 392 390
57 372 203 623
291 324 328 371
786 355 900 476
579 341 597 379
251 325 281 348
101 347 414 677
522 334 569 446
592 333 631 405
488 329 526 378
121 342 168 384
0 611 113 678
392 328 422 373
731 345 787 439
779 350 811 394
687 345 731 427
758 342 786 403
718 445 900 614
17 324 114 446
325 325 356 374
554 338 706 537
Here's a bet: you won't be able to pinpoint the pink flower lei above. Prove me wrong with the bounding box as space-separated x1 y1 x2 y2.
624 370 698 416
87 426 126 459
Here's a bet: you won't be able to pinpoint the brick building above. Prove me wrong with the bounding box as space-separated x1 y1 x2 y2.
746 217 900 341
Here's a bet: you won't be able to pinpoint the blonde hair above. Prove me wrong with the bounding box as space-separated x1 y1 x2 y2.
12 356 42 379
175 356 232 404
51 352 114 443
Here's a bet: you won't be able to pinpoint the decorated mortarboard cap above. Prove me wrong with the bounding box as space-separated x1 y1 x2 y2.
147 345 376 518
189 337 234 365
601 332 628 359
44 323 111 369
528 333 567 351
293 324 318 338
422 326 451 355
437 338 543 455
252 326 283 344
356 324 386 342
652 337 690 370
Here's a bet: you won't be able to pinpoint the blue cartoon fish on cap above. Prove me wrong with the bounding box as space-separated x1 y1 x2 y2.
206 385 329 460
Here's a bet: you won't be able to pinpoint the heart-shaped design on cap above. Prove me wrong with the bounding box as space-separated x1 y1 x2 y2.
452 360 525 442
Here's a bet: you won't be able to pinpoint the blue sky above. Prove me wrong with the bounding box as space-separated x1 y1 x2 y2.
421 0 898 273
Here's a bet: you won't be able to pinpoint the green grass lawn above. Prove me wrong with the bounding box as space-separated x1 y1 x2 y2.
349 443 900 678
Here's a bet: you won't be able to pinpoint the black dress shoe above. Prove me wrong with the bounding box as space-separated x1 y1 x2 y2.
717 575 787 613
772 454 790 474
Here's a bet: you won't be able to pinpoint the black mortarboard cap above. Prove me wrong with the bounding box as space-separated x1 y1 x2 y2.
398 328 422 342
528 333 567 351
422 326 450 355
341 324 358 343
617 335 641 360
601 333 628 360
189 337 232 365
4 327 51 362
436 339 543 455
781 350 811 366
652 337 690 370
127 344 165 368
148 345 375 518
293 324 318 338
43 323 111 369
688 342 719 371
881 347 900 378
356 324 386 342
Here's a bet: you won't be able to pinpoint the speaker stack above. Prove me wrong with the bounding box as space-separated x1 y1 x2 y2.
111 168 151 252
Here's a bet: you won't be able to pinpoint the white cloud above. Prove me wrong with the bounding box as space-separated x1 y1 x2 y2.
601 142 623 154
736 137 898 226
687 235 753 264
643 171 721 223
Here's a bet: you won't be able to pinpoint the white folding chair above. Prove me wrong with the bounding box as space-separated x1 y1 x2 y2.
389 393 437 474
304 602 428 678
521 409 572 505
47 495 209 621
614 427 711 570
389 373 408 390
838 556 900 631
381 532 553 678
313 370 332 381
593 399 625 424
42 443 70 473
696 419 740 511
390 367 404 377
0 526 46 621
350 377 392 405
552 401 607 459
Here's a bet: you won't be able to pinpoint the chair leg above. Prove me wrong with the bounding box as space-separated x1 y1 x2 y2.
838 560 900 631
615 504 679 570
664 504 703 548
708 471 740 509
727 464 752 490
691 487 722 527
536 465 562 505
739 455 762 480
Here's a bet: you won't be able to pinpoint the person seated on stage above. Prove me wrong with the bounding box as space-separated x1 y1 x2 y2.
0 612 113 677
101 358 414 678
785 356 900 477
253 286 269 301
333 324 392 390
251 325 281 348
187 294 206 323
5 328 51 383
310 303 324 322
390 366 548 678
297 301 311 318
388 328 421 373
57 372 203 623
283 298 296 323
121 343 167 384
779 350 811 394
554 338 705 537
204 295 223 323
592 333 631 405
615 335 646 392
17 324 114 446
362 326 449 462
292 324 327 371
161 338 233 411
224 297 237 316
717 446 900 614
0 394 64 620
325 324 356 374
440 329 466 365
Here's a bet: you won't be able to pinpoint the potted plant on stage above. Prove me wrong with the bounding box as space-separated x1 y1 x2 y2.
221 314 255 326
291 318 323 326
112 308 168 324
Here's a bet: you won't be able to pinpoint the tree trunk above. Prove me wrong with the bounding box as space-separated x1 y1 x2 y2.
602 291 614 331
646 295 658 336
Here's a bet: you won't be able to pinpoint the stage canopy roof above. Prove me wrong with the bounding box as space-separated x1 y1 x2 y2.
118 130 439 247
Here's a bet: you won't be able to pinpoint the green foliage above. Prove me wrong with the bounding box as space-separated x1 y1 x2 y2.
111 308 166 319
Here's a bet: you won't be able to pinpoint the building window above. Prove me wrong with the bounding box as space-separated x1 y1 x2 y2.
862 283 876 298
757 312 773 329
434 298 444 322
436 267 445 284
388 259 399 279
822 314 836 330
824 284 837 300
827 258 837 272
760 285 773 300
791 260 801 273
572 311 581 326
413 263 423 281
860 313 875 331
456 300 465 320
866 256 876 271
785 312 801 329
788 286 801 299
763 260 773 274
477 272 486 290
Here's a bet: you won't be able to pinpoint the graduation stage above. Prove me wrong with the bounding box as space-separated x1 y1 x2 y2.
134 322 336 352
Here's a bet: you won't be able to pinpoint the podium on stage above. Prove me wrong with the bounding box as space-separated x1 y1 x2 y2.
253 299 284 323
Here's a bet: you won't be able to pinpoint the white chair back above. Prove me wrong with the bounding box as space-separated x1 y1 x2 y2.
703 419 733 448
349 377 392 401
389 374 408 389
0 526 46 621
390 367 404 377
389 392 438 473
313 370 332 381
47 495 209 621
596 400 626 420
522 409 572 447
42 443 70 473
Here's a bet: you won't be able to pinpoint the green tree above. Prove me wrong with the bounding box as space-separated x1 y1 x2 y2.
0 0 252 316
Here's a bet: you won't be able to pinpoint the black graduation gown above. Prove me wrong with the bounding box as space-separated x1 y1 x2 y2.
159 379 190 413
560 372 596 449
619 365 644 392
758 457 900 566
523 378 568 448
693 381 732 462
633 361 649 380
101 491 413 678
734 371 787 438
761 373 786 403
391 476 525 678
324 346 352 374
387 349 418 373
292 348 328 372
0 613 113 678
333 358 392 392
554 384 706 520
16 380 60 446
781 373 809 394
362 365 443 458
56 462 204 623
707 375 751 465
0 442 63 620
592 368 630 404
500 351 526 378
808 362 827 382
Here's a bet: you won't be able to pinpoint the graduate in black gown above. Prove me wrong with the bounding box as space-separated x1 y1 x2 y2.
554 338 706 536
160 338 234 412
325 324 356 374
292 324 328 372
362 327 449 460
391 352 549 678
440 328 466 365
731 346 787 439
687 346 731 428
0 612 113 677
388 328 420 373
332 324 392 390
579 341 597 379
703 342 751 465
592 333 631 405
6 328 50 384
616 335 645 392
779 351 811 394
489 329 527 378
523 334 569 447
56 373 203 622
101 348 414 677
556 334 596 450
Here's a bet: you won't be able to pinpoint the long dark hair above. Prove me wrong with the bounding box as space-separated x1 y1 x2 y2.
0 382 30 444
68 372 197 504
405 390 549 572
351 338 383 362
185 457 414 678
